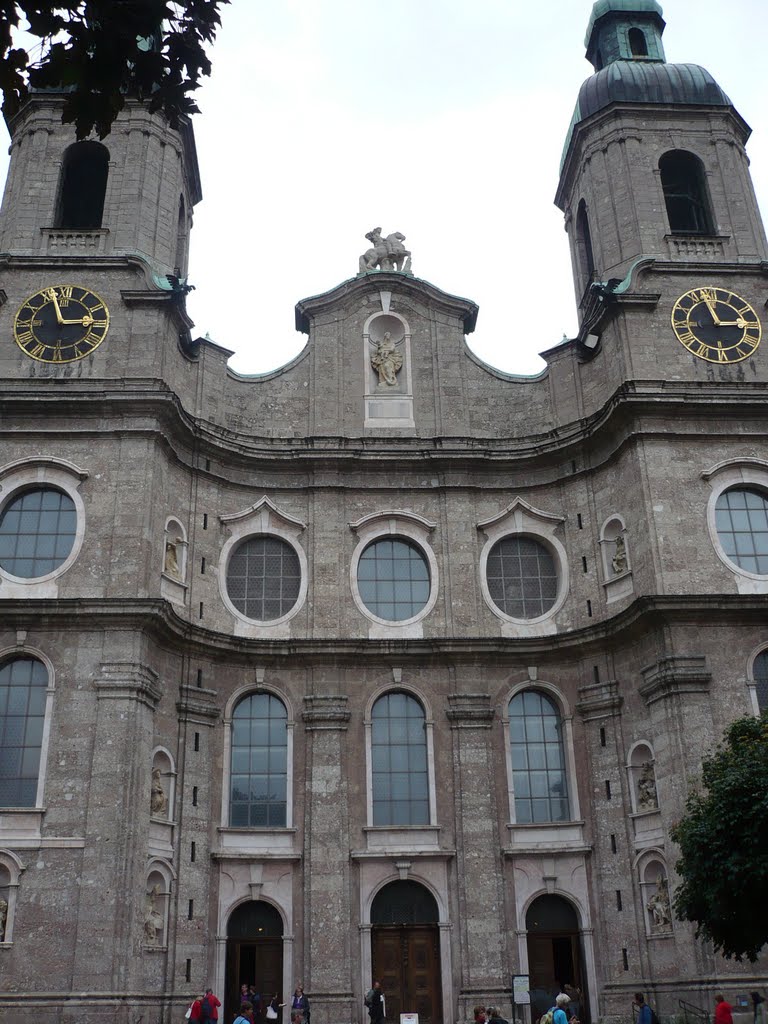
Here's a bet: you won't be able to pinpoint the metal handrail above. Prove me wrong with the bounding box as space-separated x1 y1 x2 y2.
678 999 710 1024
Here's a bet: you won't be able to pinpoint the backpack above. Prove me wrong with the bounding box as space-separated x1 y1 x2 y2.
201 997 213 1021
539 1009 555 1024
364 990 375 1009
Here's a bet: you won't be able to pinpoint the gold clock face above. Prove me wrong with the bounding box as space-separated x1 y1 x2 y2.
671 286 761 364
13 284 110 363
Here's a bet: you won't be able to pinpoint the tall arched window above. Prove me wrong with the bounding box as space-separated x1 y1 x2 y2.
175 195 187 274
0 657 48 807
659 150 713 235
55 142 109 229
371 692 429 826
230 693 288 827
576 200 595 291
754 650 768 712
509 690 569 823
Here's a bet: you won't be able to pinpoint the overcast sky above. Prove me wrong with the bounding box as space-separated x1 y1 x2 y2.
2 1 767 377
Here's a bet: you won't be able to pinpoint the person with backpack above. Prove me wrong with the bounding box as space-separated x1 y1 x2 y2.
200 989 221 1024
633 992 660 1024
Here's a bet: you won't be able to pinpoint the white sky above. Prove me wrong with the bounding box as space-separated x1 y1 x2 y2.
3 1 767 377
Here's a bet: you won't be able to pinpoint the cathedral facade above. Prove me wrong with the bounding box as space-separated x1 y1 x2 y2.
0 3 767 1023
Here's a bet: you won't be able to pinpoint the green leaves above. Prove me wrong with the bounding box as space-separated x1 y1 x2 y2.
671 711 768 962
0 0 229 138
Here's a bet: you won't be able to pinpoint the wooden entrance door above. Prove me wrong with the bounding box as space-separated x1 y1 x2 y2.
372 925 442 1024
526 933 586 1024
226 937 283 1023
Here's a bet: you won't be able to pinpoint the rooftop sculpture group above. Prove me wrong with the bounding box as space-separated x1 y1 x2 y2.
359 228 412 274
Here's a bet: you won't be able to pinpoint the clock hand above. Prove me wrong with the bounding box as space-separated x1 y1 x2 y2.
46 288 64 325
701 294 721 326
59 315 95 326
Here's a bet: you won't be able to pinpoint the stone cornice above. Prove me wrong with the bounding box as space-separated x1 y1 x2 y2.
295 272 479 335
2 596 766 664
176 684 220 725
2 379 768 478
575 679 623 721
446 693 495 727
94 661 161 709
302 694 351 730
639 655 712 705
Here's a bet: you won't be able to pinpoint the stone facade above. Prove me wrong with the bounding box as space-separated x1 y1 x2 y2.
1 4 767 1024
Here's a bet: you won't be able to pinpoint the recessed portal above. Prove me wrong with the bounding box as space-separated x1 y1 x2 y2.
226 900 284 1024
371 881 442 1024
526 895 588 1024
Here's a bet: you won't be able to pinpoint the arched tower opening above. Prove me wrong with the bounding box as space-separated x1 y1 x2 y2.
55 142 109 229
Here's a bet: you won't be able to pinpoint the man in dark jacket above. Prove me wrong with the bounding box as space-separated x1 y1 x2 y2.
367 981 385 1024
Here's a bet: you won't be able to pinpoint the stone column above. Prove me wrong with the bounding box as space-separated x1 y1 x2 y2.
302 694 353 1024
446 693 509 1020
65 661 161 1024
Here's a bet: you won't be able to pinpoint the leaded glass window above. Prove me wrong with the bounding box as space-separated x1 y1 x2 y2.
226 536 301 621
509 690 569 824
715 488 768 575
357 538 430 622
754 650 768 712
487 536 558 619
230 693 288 827
0 487 77 578
371 692 429 826
0 657 48 807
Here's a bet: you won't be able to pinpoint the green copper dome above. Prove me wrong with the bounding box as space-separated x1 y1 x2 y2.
561 1 732 169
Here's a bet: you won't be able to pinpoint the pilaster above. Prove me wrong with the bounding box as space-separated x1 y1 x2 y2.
302 694 354 1024
68 662 161 1005
446 693 509 1017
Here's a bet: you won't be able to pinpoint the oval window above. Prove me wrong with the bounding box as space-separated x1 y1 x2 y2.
486 535 558 619
0 487 77 579
226 535 301 621
357 537 430 622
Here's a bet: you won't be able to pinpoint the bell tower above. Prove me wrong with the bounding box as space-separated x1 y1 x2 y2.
0 93 201 272
0 91 201 378
556 0 768 311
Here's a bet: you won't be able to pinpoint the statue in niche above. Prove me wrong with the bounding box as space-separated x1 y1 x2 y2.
637 761 658 810
144 883 164 944
164 536 181 579
371 331 403 387
150 768 168 817
646 876 672 930
0 897 7 941
611 533 628 574
359 227 412 273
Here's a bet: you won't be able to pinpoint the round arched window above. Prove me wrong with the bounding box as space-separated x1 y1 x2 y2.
357 537 430 621
715 488 768 575
0 487 77 578
486 535 558 619
226 536 301 621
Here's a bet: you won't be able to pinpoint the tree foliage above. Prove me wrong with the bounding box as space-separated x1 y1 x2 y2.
0 1 228 139
671 710 768 962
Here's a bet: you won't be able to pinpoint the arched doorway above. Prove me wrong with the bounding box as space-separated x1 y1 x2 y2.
371 880 442 1024
526 895 588 1024
226 900 284 1023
